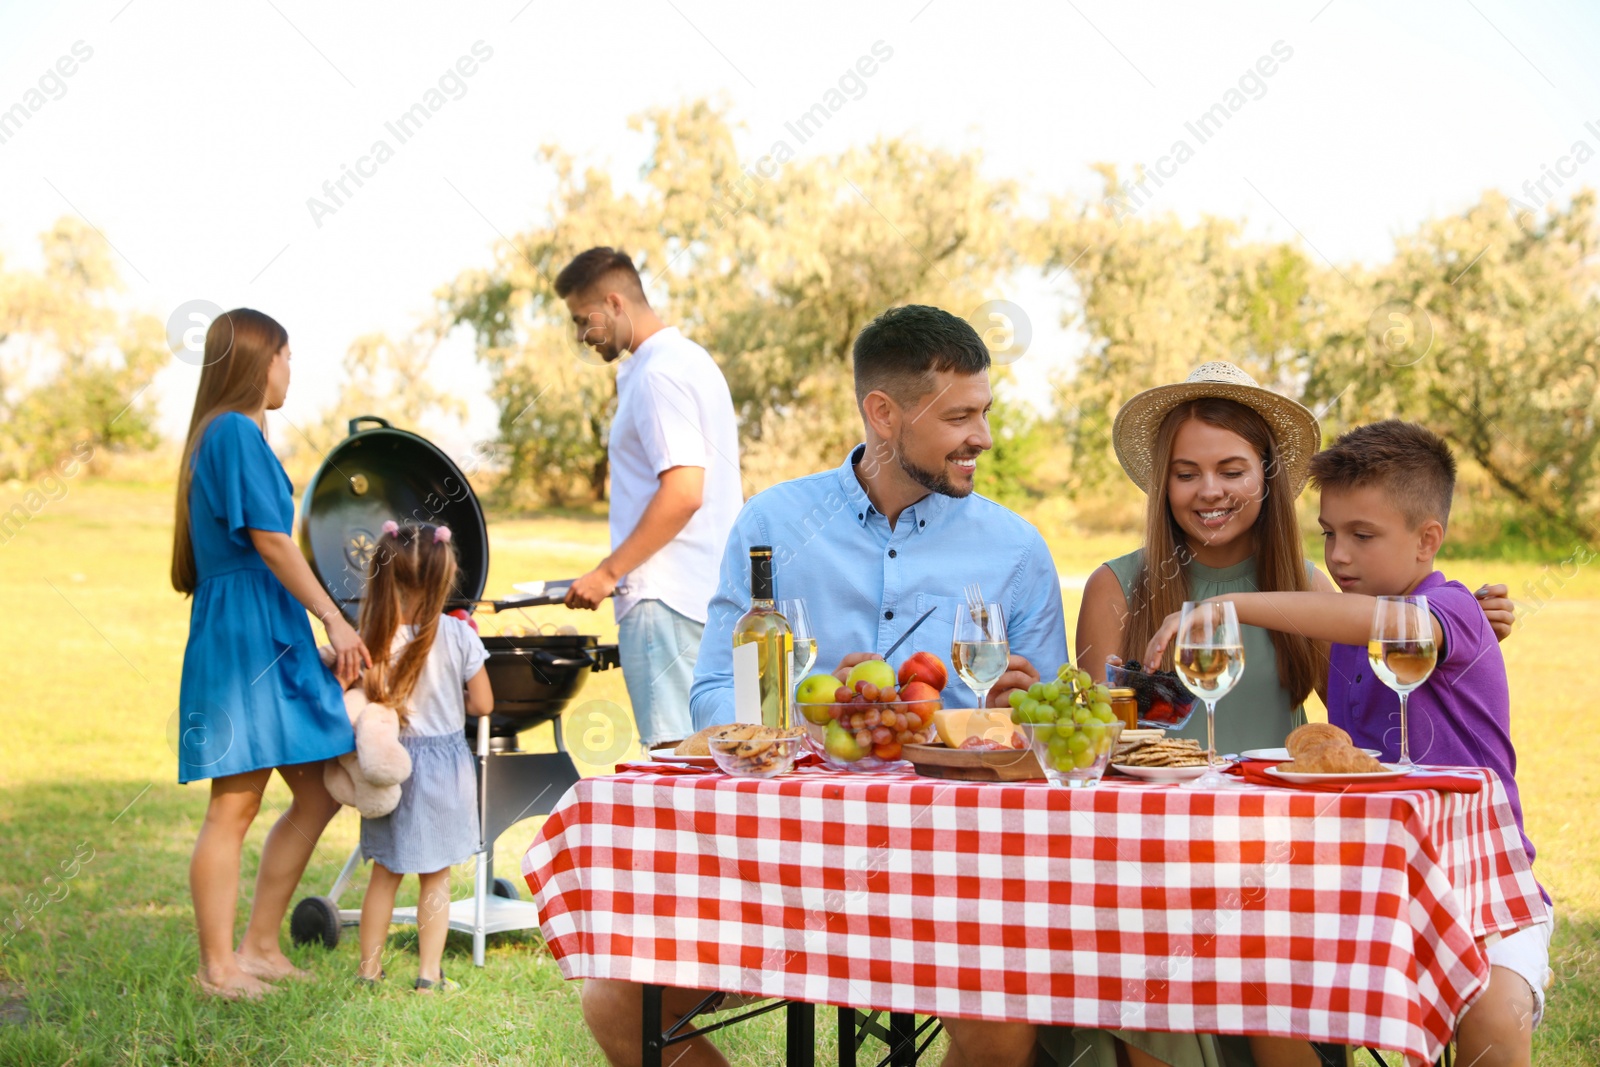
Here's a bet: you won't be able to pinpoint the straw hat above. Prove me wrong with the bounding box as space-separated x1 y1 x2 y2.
1111 361 1322 498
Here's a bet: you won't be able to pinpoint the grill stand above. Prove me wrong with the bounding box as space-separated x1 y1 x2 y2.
292 716 579 965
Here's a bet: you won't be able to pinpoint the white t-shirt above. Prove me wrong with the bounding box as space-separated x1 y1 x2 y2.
608 326 743 624
388 615 489 737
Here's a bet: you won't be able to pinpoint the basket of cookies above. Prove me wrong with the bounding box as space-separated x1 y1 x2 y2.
704 723 806 779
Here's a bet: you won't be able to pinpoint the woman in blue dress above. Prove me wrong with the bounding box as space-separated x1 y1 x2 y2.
171 308 370 999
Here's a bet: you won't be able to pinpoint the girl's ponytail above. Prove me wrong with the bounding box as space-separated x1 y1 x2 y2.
358 521 460 728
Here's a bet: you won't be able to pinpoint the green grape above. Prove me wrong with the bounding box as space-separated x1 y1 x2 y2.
1095 734 1115 755
1056 664 1074 682
1008 689 1027 710
1074 669 1092 688
1073 708 1092 725
1047 734 1072 762
1095 707 1118 725
1028 682 1047 700
1033 723 1056 744
1090 684 1110 702
1066 732 1091 755
1052 697 1074 717
1073 746 1099 769
1054 719 1076 737
1041 682 1061 701
1018 697 1039 718
1090 702 1112 719
1081 719 1107 745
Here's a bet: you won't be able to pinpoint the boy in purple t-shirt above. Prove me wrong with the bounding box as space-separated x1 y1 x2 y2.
1146 421 1550 1067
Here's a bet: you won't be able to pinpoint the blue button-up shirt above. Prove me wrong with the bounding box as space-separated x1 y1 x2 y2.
690 445 1069 729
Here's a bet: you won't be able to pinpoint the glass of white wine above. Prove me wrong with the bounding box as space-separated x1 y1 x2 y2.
778 598 817 679
1368 595 1437 767
1173 600 1246 789
952 602 1008 710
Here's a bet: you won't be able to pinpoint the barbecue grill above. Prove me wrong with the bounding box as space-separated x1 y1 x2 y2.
288 415 619 963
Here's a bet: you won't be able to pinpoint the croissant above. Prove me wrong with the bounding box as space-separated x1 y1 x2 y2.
1285 722 1353 759
1279 739 1384 774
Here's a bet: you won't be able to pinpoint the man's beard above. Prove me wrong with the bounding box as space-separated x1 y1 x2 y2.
896 433 977 499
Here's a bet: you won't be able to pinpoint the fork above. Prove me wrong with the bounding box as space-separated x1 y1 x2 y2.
963 581 985 624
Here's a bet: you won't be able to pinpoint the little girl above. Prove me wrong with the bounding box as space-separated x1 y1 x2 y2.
352 519 493 992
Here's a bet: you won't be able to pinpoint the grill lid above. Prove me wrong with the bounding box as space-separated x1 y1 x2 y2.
297 415 489 625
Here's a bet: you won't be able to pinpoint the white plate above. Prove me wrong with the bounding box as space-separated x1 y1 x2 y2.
647 748 717 768
1241 747 1382 762
1112 762 1216 782
1264 763 1415 784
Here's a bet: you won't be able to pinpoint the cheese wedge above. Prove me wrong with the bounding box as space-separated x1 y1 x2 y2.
932 709 1022 749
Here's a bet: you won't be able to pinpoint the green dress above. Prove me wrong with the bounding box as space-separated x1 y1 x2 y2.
1104 549 1309 755
1039 550 1308 1067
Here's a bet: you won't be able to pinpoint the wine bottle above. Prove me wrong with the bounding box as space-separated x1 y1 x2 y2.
731 545 793 730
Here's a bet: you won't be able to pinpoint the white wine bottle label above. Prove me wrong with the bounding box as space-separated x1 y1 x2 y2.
732 641 763 725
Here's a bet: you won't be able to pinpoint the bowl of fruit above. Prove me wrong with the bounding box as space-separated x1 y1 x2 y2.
1010 665 1126 787
1106 659 1199 729
795 659 942 771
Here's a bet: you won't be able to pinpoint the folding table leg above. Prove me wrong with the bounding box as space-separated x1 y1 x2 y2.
839 1007 859 1067
787 1000 815 1067
642 983 663 1067
889 1013 916 1067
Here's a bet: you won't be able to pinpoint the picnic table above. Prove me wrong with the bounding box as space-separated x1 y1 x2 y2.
522 760 1546 1065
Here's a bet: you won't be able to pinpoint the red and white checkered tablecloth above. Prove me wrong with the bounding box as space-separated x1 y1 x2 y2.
522 765 1546 1064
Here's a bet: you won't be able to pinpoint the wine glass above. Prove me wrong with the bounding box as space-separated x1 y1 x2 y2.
952 602 1008 710
1368 596 1437 767
1173 601 1246 789
778 599 817 679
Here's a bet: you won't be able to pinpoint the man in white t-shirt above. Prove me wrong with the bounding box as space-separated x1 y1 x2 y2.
555 247 742 750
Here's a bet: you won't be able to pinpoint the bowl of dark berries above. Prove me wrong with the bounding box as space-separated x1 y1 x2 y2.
1106 659 1200 729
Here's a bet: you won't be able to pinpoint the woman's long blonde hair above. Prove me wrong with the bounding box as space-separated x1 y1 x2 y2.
359 523 459 729
1122 397 1318 707
170 309 289 595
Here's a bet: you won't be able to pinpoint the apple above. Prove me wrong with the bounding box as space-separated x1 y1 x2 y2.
824 719 865 761
896 651 948 693
797 673 841 705
800 703 833 725
900 680 941 706
846 658 895 691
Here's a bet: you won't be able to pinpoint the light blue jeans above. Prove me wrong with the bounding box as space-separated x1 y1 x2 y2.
617 598 702 749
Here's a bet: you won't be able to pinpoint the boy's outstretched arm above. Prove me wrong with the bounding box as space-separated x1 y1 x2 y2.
1144 592 1445 666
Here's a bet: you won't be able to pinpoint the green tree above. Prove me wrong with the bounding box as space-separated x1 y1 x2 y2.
0 218 163 478
1036 167 1319 500
440 101 1022 504
1304 190 1600 542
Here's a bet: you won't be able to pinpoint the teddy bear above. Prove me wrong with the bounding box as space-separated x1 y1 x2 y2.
319 647 412 818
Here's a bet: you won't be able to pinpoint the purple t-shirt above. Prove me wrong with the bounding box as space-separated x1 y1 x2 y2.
1327 571 1537 878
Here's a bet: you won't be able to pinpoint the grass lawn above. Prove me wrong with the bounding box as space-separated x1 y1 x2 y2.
1 481 1595 1065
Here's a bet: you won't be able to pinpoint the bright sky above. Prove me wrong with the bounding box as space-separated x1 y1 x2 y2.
2 0 1597 462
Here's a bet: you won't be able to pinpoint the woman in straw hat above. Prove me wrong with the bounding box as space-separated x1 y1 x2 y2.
1078 361 1331 756
1046 361 1515 1067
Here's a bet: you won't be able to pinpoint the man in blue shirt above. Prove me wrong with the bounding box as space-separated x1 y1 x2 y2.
689 305 1066 726
580 305 1066 1067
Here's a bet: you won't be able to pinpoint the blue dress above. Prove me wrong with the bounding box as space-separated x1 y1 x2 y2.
176 412 354 783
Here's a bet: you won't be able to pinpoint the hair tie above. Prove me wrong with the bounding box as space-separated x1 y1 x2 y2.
433 525 452 544
381 519 399 536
